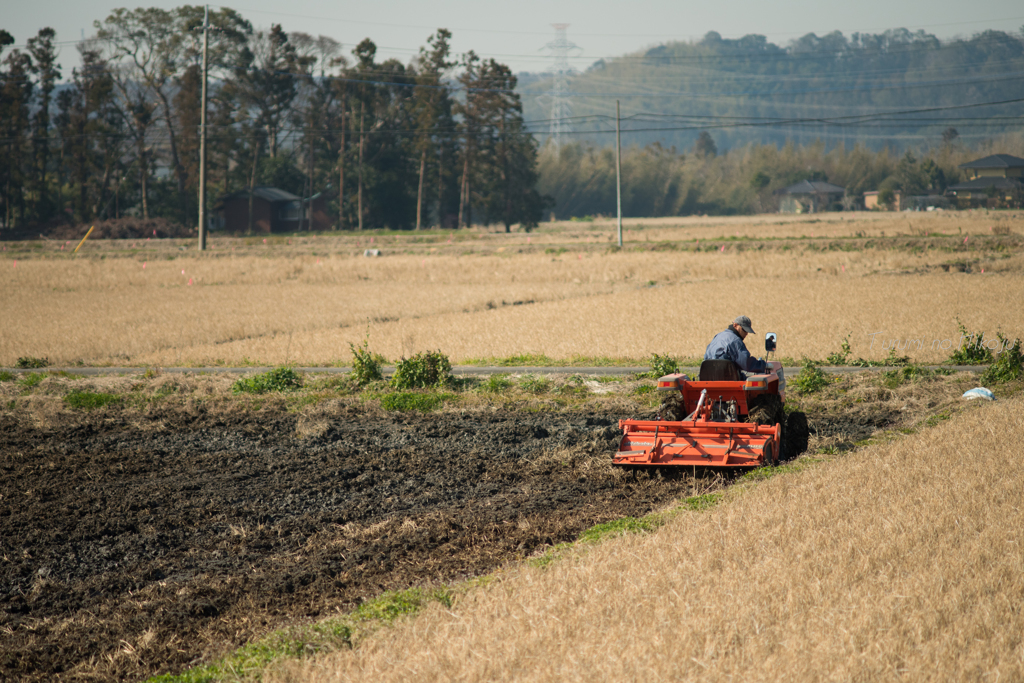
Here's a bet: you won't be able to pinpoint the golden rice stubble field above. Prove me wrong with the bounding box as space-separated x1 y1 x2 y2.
272 394 1024 683
1 212 1021 366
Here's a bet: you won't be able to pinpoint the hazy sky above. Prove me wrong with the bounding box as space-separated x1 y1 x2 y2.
5 0 1024 79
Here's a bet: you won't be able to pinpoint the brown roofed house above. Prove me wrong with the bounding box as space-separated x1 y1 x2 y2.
217 187 334 233
946 154 1024 208
775 180 846 214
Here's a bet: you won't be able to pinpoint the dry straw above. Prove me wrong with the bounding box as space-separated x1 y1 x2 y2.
273 396 1024 682
2 213 1020 366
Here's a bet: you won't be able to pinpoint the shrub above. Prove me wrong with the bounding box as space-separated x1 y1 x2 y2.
232 367 302 394
790 361 833 394
16 356 48 369
64 390 121 410
0 371 14 382
392 351 452 389
479 373 513 393
637 353 679 379
948 319 993 365
982 335 1023 384
349 337 387 385
380 391 453 412
824 334 852 365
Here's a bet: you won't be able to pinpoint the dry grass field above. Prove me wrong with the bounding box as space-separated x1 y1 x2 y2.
1 211 1021 366
271 394 1024 683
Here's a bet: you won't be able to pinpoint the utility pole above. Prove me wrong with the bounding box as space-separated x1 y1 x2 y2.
357 101 364 231
616 100 622 248
197 5 210 251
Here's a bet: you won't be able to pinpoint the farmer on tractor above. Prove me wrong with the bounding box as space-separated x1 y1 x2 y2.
704 315 767 374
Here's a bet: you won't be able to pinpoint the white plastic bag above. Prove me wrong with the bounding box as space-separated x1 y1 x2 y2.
962 388 995 401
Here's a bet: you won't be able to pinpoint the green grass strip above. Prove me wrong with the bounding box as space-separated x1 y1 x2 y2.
64 390 122 410
146 587 452 683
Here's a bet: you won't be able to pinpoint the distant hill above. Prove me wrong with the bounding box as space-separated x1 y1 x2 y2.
517 28 1024 153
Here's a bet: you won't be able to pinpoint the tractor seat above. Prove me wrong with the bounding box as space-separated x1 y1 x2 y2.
698 360 742 382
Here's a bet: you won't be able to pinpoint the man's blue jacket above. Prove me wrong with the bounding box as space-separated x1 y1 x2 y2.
704 328 767 373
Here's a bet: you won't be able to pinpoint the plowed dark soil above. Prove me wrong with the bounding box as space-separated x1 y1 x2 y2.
0 404 695 682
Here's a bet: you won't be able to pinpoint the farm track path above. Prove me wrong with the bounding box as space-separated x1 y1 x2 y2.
0 365 991 376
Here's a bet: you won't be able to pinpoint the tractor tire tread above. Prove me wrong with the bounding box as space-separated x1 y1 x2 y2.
748 394 785 466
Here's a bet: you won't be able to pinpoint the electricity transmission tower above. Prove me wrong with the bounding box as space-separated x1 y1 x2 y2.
541 24 581 154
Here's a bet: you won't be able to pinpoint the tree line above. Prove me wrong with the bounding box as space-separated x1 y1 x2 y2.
537 131 1024 219
0 8 546 232
520 28 1024 153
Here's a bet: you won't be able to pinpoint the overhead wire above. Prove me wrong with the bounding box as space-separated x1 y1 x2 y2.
3 95 1020 146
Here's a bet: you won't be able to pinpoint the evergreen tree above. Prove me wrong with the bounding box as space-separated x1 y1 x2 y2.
0 40 33 228
27 28 60 222
454 51 481 227
411 29 456 229
348 38 417 229
55 46 120 222
472 59 545 231
226 24 301 232
229 24 300 159
291 32 340 228
694 131 718 158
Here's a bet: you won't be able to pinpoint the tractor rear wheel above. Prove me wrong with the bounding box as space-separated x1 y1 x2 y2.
785 411 809 459
748 394 785 466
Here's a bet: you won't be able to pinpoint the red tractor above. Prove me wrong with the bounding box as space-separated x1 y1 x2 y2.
614 333 808 470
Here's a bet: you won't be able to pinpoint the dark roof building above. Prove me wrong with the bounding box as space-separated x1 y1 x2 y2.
776 180 846 213
779 180 847 195
217 186 333 233
958 154 1024 173
947 154 1024 208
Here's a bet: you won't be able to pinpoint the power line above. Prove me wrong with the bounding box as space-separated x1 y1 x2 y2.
4 96 1020 146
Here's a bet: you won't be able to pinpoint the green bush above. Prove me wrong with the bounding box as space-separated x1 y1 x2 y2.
0 371 14 382
637 353 679 379
479 373 513 393
349 337 387 385
392 351 452 389
982 335 1023 384
948 319 994 365
232 367 302 394
64 390 121 410
824 334 852 365
790 361 833 394
16 356 48 369
380 391 453 412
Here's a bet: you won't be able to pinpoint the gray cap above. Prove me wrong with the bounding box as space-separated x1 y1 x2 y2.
733 316 755 334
